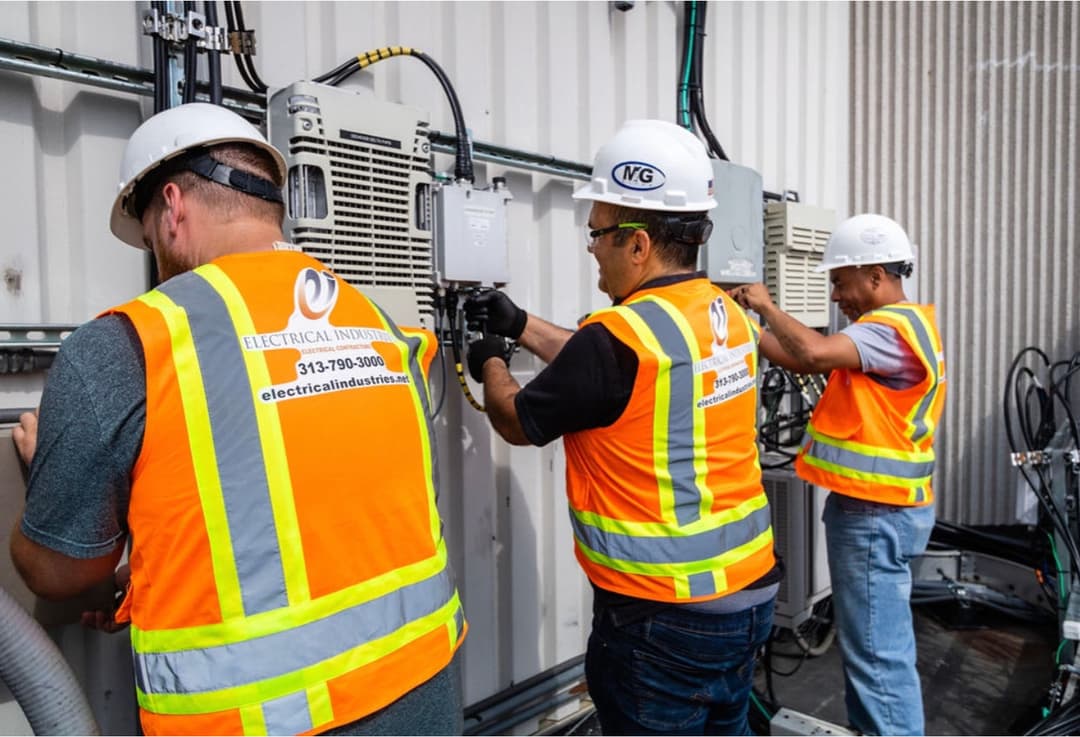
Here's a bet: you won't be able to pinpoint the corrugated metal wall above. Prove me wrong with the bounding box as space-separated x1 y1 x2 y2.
851 1 1080 525
0 0 850 725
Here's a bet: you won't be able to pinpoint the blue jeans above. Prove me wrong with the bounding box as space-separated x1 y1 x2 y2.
585 597 774 735
824 493 935 736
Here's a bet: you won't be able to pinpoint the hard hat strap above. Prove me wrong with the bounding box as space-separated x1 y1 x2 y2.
129 149 283 222
664 216 713 246
184 152 284 206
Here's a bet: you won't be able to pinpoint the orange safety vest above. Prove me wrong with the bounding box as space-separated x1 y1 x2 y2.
795 303 946 506
106 250 465 735
564 277 775 603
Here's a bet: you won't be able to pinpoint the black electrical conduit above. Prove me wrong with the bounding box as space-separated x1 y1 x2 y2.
313 47 474 183
203 0 223 105
0 587 100 735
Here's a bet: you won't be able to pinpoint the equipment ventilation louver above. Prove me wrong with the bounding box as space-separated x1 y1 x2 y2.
763 202 834 329
268 81 435 328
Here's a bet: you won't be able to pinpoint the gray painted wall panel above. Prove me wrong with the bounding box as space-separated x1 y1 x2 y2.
852 1 1080 524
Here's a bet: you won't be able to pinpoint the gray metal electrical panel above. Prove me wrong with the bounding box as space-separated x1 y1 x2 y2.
761 463 832 630
700 159 764 285
434 181 512 286
267 80 436 329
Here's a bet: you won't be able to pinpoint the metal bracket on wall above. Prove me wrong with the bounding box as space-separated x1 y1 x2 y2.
142 8 250 55
0 36 265 120
0 324 77 375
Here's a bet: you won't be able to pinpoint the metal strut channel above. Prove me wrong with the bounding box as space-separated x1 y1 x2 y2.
0 36 592 180
0 36 264 119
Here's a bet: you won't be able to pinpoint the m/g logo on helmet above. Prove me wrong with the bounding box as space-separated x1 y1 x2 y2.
611 161 666 191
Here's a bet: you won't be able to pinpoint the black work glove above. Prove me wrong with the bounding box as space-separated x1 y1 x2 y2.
467 335 510 382
464 290 527 339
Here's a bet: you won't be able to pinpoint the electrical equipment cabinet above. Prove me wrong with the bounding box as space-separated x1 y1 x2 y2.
700 160 765 285
268 81 436 329
763 203 834 328
761 463 832 629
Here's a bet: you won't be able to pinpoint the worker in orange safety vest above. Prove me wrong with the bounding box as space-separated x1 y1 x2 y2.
730 213 946 736
11 103 465 736
463 119 780 735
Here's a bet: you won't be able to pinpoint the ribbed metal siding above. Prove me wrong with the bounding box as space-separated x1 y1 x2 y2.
0 0 850 723
852 1 1080 524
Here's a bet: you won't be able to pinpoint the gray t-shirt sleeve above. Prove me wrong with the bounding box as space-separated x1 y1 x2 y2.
20 314 145 559
841 321 926 390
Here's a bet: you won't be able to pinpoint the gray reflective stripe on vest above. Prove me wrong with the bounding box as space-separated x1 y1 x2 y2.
262 691 311 735
803 435 935 480
158 273 289 616
133 568 457 696
873 306 942 443
569 503 772 565
624 300 702 527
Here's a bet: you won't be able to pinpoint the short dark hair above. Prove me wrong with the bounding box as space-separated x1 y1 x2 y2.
142 142 284 225
609 206 710 269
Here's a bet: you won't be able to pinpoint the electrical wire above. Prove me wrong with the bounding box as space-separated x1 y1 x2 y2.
677 1 697 131
230 1 267 93
687 1 729 161
181 1 199 103
204 1 223 105
758 365 824 468
1003 347 1080 580
429 295 450 419
223 0 265 94
444 289 485 413
313 47 474 183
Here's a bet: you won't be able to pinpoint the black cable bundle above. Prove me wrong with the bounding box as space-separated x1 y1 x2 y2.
758 365 825 468
204 1 223 105
678 2 729 160
224 0 267 94
181 1 199 103
313 48 474 183
151 0 168 113
1003 347 1080 578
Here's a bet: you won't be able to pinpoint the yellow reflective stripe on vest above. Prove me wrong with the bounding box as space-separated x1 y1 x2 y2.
625 295 715 520
196 264 312 606
135 591 462 715
802 426 933 489
136 289 246 621
865 305 944 445
570 495 772 569
370 309 441 544
131 539 450 653
575 526 773 578
597 303 682 525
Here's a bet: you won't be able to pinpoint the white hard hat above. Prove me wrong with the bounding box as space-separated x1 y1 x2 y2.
817 213 915 272
109 103 287 249
573 120 717 212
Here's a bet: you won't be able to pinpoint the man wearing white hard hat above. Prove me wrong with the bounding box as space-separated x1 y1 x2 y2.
465 119 780 735
731 214 947 736
11 103 466 735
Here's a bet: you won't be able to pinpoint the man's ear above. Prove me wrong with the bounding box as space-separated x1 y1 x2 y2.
630 228 650 262
159 182 185 234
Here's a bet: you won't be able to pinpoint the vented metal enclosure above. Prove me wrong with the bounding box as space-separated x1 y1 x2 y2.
761 465 832 630
268 81 436 329
763 202 834 329
851 1 1080 524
